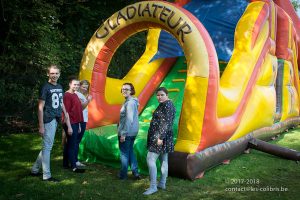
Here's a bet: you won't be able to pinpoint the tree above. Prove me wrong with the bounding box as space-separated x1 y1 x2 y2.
0 0 145 133
0 0 65 132
291 0 300 11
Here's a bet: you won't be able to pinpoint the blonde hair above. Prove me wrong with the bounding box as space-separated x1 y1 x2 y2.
47 64 60 73
80 80 90 95
80 80 90 87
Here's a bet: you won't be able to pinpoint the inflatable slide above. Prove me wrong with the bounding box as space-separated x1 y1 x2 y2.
78 0 300 179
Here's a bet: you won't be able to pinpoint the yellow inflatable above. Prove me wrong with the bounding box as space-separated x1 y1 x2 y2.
79 0 300 179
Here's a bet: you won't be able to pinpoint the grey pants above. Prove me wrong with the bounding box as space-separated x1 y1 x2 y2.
32 119 57 180
146 151 168 188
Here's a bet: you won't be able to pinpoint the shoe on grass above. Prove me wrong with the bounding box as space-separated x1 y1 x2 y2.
72 168 85 173
43 177 60 182
63 164 70 169
29 172 42 177
76 161 86 167
134 175 142 180
143 187 158 195
157 183 166 190
118 175 127 180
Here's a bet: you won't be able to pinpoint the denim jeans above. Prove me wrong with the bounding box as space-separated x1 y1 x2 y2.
63 123 79 169
75 122 86 162
146 151 168 188
118 136 139 179
31 119 57 180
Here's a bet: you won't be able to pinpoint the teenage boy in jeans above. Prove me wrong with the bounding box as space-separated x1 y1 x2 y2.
31 64 71 182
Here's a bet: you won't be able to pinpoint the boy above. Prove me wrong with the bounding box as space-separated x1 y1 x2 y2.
31 64 70 182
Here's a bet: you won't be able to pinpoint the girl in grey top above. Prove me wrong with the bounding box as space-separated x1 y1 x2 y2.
118 83 141 180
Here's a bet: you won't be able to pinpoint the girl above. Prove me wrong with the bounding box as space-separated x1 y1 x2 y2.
118 83 141 180
75 80 92 167
143 87 176 195
62 77 85 173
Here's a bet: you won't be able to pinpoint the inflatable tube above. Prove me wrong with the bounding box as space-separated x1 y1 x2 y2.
169 116 300 180
248 138 300 161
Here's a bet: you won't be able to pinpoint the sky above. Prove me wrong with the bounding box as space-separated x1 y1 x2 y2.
295 0 300 17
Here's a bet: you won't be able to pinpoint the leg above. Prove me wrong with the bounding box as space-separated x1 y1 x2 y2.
143 152 159 195
158 153 168 189
68 123 79 169
62 124 69 168
128 136 139 176
31 151 42 174
75 122 86 163
41 119 57 180
118 136 130 179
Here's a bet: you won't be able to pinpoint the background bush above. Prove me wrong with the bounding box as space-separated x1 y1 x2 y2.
0 0 146 133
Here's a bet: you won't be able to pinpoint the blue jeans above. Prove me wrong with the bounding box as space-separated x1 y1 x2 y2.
63 123 79 169
75 122 86 162
31 119 57 180
146 152 168 188
118 136 139 179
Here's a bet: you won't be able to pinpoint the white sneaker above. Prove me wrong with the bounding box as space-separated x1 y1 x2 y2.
143 187 158 195
76 161 86 167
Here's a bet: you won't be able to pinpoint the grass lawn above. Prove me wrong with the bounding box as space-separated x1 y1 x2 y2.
0 128 299 200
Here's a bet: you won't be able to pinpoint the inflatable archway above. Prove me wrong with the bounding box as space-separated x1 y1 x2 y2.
79 0 219 150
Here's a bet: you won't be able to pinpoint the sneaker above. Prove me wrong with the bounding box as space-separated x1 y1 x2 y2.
29 172 42 177
63 165 70 169
134 175 142 180
72 168 85 173
118 175 127 180
143 187 158 195
157 183 166 190
43 177 60 182
76 161 86 167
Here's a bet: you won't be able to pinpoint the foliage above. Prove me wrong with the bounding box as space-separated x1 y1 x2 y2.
0 0 145 133
108 31 147 79
291 0 300 11
1 0 63 132
0 129 299 199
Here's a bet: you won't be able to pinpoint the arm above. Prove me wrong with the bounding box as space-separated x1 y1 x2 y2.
38 100 45 136
120 101 135 142
81 95 92 109
157 103 175 145
61 103 71 145
125 101 135 132
62 101 73 135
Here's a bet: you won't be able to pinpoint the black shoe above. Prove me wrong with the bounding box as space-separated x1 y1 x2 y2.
43 177 60 182
72 168 85 173
117 174 127 180
29 172 42 177
134 175 142 180
63 165 70 169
